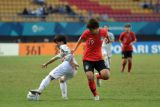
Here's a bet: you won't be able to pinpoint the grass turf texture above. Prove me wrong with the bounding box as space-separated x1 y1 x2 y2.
0 55 160 107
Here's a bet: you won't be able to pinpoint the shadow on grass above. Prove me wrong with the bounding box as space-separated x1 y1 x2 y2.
25 98 93 103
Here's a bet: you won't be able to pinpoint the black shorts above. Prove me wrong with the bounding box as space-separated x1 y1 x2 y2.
122 51 133 59
83 60 108 72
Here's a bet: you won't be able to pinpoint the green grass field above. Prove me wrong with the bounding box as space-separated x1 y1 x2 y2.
0 55 160 107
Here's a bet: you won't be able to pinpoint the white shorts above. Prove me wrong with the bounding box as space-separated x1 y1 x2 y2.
49 61 77 80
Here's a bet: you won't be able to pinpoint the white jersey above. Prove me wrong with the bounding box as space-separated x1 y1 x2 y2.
49 44 78 80
58 45 72 61
56 45 77 64
102 32 114 57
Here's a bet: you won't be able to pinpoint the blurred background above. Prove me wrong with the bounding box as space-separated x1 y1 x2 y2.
0 0 160 56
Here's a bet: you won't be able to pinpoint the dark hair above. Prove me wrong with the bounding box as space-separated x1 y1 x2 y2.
124 23 131 28
87 18 99 30
54 35 67 44
104 25 110 31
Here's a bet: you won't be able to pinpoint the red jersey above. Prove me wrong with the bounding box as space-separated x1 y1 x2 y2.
119 31 137 51
81 28 108 61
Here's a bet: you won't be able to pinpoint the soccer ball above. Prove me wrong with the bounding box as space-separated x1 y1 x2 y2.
26 91 40 101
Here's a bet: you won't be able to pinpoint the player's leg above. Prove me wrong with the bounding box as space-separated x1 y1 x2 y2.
127 51 133 73
127 58 132 73
107 49 112 69
86 71 99 100
108 57 111 66
83 61 99 100
31 66 62 94
121 59 127 72
59 62 77 99
38 75 54 93
95 60 110 87
121 51 128 72
98 69 110 80
59 76 68 100
30 75 54 95
31 62 69 95
103 55 110 69
102 50 110 69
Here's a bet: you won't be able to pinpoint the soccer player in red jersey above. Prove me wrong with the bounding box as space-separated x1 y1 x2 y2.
119 23 137 73
72 19 110 100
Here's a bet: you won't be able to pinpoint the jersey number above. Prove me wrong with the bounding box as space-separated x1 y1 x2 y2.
88 39 94 45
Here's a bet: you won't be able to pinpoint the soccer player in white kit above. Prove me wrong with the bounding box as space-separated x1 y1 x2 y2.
102 25 115 69
30 35 79 100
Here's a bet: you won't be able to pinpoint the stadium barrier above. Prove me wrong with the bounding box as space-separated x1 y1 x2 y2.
0 43 19 56
0 42 159 56
112 42 160 54
0 22 160 36
19 42 85 56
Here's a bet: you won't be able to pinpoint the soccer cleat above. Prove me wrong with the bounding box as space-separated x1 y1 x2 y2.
62 96 68 100
30 90 41 95
94 95 100 101
95 73 102 87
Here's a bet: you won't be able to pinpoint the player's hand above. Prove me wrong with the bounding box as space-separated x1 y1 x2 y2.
41 63 48 68
71 49 75 54
75 64 80 70
105 39 110 44
129 42 133 46
106 38 110 43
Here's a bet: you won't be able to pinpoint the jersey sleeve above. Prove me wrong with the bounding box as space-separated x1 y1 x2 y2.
119 32 124 41
81 30 89 40
101 28 108 38
59 45 67 58
59 45 73 62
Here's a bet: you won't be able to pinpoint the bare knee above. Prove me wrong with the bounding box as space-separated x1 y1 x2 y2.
123 59 127 63
86 71 94 80
60 77 66 83
100 69 110 80
128 58 132 63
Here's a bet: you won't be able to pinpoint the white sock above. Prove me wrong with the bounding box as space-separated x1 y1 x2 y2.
38 75 52 93
105 58 110 69
109 58 111 66
60 82 67 98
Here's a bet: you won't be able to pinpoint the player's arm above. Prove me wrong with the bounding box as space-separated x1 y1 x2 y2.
130 33 137 45
41 54 61 68
103 27 110 43
72 57 79 70
131 39 137 44
105 35 110 43
119 33 123 43
72 37 84 53
132 33 137 43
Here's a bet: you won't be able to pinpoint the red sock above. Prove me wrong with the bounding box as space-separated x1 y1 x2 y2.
88 80 98 96
121 60 127 72
128 61 132 73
